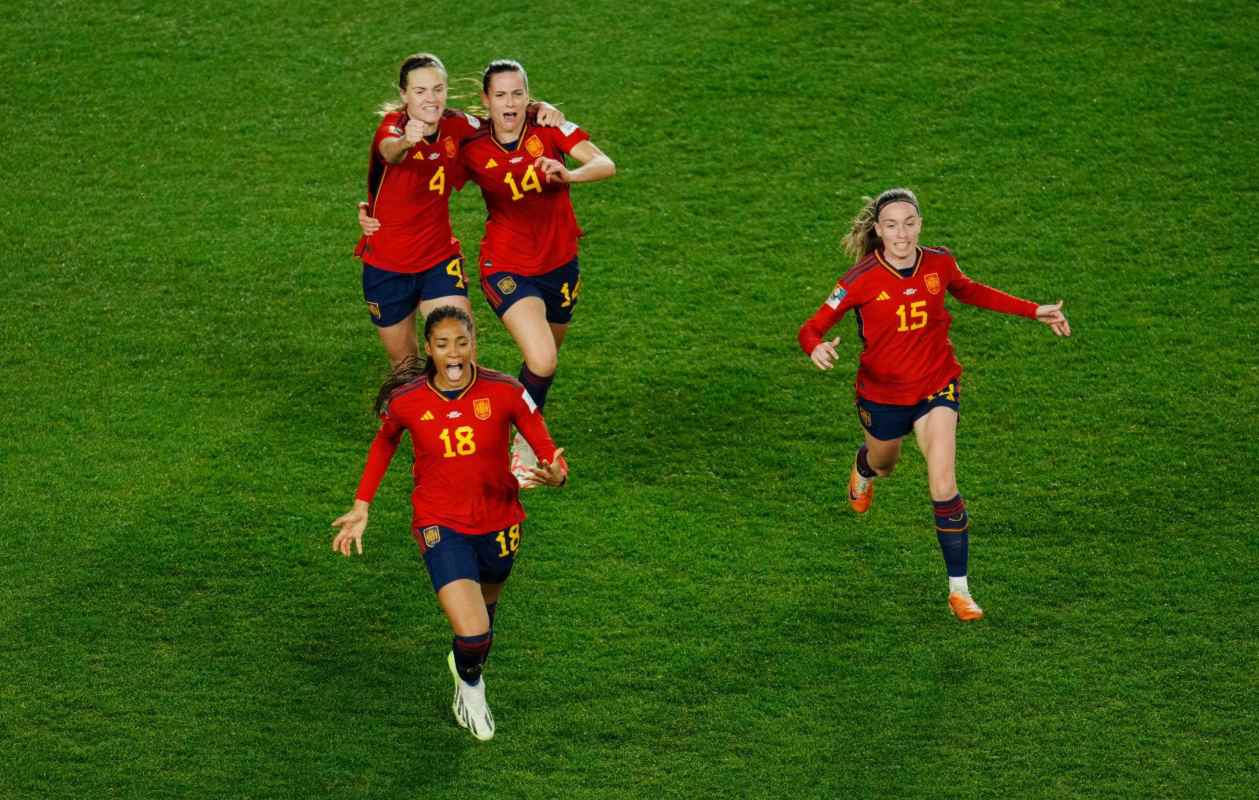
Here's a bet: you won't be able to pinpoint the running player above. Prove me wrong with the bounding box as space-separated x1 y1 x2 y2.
460 59 615 483
798 187 1071 622
331 306 568 740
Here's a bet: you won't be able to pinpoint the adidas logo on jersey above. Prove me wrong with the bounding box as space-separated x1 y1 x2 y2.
485 158 498 168
421 410 435 421
876 291 891 301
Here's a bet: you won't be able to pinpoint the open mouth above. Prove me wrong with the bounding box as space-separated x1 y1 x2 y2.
444 362 465 382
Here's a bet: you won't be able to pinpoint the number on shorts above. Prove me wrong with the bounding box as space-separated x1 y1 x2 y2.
445 258 466 289
559 277 582 308
495 524 521 557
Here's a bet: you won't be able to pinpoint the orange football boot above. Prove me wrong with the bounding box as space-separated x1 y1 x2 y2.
948 592 985 622
847 464 874 513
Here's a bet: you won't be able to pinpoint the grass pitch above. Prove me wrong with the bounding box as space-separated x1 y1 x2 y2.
2 1 1256 798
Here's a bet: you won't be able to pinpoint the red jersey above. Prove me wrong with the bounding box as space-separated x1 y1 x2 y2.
355 109 480 273
460 119 591 275
798 246 1038 405
354 366 561 534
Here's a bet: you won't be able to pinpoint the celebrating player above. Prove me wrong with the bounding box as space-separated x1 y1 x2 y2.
367 59 616 482
798 188 1070 622
355 53 567 369
331 306 568 741
462 59 615 483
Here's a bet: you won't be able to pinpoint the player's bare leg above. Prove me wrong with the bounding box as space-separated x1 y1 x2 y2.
849 432 901 513
419 294 473 323
438 578 495 739
375 310 421 370
502 299 564 485
914 407 982 621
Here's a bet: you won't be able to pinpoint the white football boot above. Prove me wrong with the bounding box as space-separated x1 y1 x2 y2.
510 431 538 488
447 651 495 741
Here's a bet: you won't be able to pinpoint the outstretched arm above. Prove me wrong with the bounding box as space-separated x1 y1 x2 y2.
331 418 404 556
1035 300 1071 337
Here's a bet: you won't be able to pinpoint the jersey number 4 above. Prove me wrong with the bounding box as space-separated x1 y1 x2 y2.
438 425 476 457
895 301 927 332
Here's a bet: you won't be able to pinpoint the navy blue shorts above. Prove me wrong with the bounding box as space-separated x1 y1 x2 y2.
414 523 522 593
857 380 961 441
480 257 581 325
362 256 469 327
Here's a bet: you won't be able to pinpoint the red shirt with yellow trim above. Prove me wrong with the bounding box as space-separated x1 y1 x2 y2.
355 109 479 273
460 119 591 275
353 366 562 534
798 246 1038 405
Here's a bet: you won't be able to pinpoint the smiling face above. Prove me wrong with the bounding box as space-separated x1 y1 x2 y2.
482 69 528 139
399 65 447 127
874 201 922 266
424 316 474 390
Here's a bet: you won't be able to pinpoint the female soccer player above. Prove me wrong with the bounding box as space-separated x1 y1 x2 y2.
366 59 616 482
331 306 568 740
355 53 566 369
798 188 1071 622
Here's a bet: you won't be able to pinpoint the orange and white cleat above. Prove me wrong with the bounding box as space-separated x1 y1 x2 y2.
948 592 985 622
847 464 874 513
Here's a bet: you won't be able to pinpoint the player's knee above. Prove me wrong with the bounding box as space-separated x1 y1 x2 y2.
524 350 557 377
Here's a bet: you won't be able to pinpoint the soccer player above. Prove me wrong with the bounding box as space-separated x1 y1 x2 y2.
798 188 1071 622
331 306 568 741
459 59 615 484
355 53 567 370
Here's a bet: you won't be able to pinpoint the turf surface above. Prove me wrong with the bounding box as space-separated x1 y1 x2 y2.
2 1 1256 797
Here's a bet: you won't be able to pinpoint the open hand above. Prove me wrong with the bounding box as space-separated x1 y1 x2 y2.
1036 300 1071 337
331 503 369 556
523 447 567 489
810 336 842 370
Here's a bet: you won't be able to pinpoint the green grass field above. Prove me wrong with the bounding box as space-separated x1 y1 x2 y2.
3 1 1257 797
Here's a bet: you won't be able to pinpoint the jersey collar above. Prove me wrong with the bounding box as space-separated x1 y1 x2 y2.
490 121 529 154
875 247 922 279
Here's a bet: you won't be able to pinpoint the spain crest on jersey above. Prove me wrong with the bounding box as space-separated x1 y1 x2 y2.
497 276 517 295
474 398 491 420
422 526 441 548
444 137 456 158
925 273 942 295
525 135 544 158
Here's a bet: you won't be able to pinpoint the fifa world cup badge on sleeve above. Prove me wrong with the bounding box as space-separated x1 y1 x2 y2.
422 526 441 548
826 283 847 309
925 273 942 295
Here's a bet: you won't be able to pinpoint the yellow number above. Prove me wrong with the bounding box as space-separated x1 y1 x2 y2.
445 258 466 289
895 300 928 332
428 165 446 195
504 165 542 201
438 425 476 458
559 277 582 308
495 524 522 557
520 165 542 194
